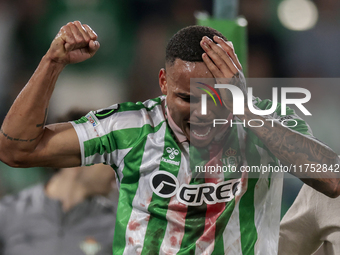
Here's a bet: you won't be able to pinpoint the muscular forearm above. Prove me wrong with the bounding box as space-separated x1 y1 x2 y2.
0 21 99 168
241 108 340 197
0 56 65 161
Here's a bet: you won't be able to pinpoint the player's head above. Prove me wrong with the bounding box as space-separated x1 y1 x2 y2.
159 26 228 147
165 25 227 66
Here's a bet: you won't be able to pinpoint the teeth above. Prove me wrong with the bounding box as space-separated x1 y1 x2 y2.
192 127 211 137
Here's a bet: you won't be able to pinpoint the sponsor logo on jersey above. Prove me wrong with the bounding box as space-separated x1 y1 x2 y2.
150 171 240 206
150 171 179 198
177 179 240 206
161 147 180 166
166 147 179 159
79 237 101 255
86 113 99 127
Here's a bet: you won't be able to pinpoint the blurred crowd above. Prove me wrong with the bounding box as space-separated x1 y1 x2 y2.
0 0 339 224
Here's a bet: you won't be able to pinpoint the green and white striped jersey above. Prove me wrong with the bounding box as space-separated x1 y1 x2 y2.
71 96 312 255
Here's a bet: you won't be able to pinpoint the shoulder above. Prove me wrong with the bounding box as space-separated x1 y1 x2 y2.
301 184 340 207
72 96 165 128
95 96 164 119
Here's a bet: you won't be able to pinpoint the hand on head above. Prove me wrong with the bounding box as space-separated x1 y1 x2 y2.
200 36 242 79
200 36 246 111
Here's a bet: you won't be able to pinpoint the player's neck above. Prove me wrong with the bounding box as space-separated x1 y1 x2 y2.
45 168 89 212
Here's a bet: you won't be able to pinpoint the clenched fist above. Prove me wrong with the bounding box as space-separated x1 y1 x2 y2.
46 21 100 65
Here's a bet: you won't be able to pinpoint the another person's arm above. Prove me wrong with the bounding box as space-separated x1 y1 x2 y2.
279 185 323 255
0 21 100 168
200 35 340 197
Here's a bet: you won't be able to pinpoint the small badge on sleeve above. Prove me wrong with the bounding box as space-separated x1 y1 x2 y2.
95 104 120 120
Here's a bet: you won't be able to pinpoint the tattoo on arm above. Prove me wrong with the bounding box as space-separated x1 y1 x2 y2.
261 125 336 163
245 109 340 196
0 128 39 142
0 108 47 142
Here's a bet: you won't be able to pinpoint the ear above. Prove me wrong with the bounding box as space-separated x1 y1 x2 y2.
159 68 167 95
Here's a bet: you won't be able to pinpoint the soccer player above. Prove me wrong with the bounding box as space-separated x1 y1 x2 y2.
0 21 339 254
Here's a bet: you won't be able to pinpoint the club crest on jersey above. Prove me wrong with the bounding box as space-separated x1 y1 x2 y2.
220 147 240 167
161 147 180 166
150 171 240 206
79 237 101 255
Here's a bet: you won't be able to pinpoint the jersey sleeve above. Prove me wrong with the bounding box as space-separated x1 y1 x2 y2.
70 104 120 166
70 97 165 168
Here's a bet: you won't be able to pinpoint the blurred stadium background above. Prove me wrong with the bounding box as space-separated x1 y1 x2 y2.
0 0 339 218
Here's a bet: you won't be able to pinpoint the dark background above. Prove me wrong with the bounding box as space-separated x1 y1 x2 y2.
0 0 339 218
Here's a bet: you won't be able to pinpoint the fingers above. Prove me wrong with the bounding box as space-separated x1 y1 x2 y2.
88 40 100 56
83 24 100 55
65 22 86 52
200 36 242 79
62 21 98 52
201 52 224 78
214 36 242 71
83 24 98 41
74 22 91 42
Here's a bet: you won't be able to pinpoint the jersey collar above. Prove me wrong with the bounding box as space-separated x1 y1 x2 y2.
164 98 187 143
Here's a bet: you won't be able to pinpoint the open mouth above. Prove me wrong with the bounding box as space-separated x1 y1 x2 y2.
190 123 213 139
192 126 211 137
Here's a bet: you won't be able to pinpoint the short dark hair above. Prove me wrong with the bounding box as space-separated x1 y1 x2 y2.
165 25 228 66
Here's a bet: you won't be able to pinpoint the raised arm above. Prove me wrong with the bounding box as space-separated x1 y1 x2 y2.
0 21 100 168
199 35 340 198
